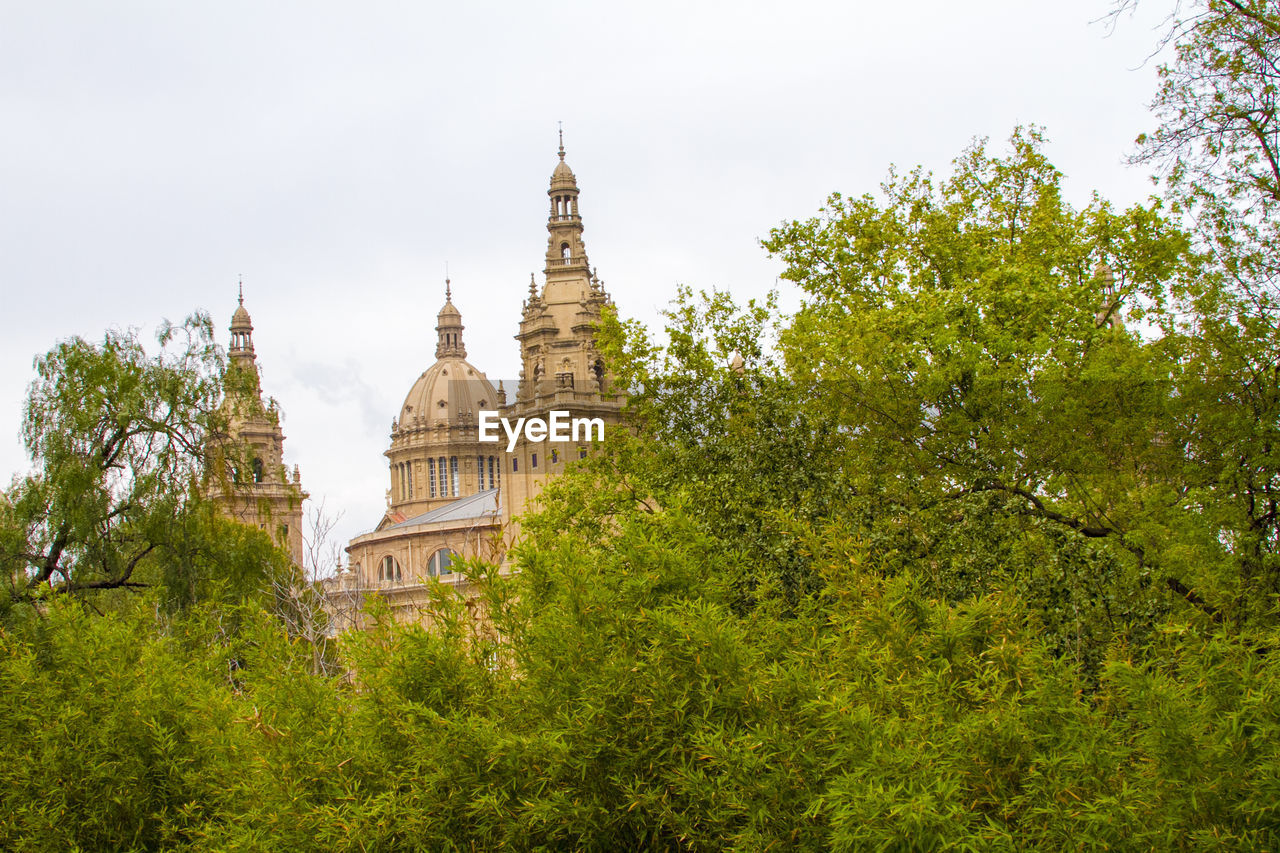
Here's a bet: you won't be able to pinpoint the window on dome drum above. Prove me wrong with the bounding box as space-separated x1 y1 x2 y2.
427 548 454 577
450 456 459 496
428 458 436 497
488 455 496 489
407 464 414 499
438 456 446 496
379 555 402 583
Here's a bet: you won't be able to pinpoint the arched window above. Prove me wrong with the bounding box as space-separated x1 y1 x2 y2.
252 457 264 483
379 555 402 583
427 548 454 577
561 243 571 264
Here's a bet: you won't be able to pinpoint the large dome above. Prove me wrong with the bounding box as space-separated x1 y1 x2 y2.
395 357 497 432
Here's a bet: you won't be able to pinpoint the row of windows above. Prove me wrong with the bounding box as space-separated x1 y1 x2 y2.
395 461 414 500
394 455 506 501
397 449 592 492
426 456 459 498
378 548 454 582
509 447 588 473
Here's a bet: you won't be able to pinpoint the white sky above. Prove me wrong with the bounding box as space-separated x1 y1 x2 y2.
1 1 1176 557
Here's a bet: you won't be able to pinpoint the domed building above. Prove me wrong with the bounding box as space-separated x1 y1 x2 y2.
331 138 624 624
342 286 506 607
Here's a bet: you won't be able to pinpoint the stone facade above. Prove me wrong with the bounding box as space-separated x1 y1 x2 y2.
329 141 625 625
209 289 307 566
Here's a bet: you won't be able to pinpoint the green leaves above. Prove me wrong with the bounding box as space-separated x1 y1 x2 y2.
2 313 288 614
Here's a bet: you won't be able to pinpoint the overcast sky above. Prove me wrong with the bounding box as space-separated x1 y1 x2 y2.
1 1 1176 557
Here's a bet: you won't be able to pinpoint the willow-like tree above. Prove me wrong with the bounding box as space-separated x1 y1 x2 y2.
0 315 287 616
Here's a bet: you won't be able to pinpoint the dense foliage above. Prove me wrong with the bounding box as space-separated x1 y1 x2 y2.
3 2 1280 848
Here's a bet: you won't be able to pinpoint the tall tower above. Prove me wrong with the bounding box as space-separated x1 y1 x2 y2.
210 289 307 566
500 139 624 531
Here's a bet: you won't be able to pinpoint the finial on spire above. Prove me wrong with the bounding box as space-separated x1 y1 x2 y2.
558 122 565 161
529 273 538 300
238 277 244 306
445 262 452 302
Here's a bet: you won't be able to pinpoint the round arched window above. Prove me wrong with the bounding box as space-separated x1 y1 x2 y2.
427 548 454 577
379 555 402 583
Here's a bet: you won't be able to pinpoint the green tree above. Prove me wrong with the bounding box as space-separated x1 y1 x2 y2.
1 315 287 616
759 128 1271 662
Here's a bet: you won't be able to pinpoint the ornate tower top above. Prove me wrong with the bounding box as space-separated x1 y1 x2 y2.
226 286 263 402
229 284 255 368
545 135 589 278
435 279 466 358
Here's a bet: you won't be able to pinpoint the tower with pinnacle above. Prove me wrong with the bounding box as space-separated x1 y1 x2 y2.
209 288 307 566
500 137 624 527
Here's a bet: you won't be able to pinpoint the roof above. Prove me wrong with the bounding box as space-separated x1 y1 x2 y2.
389 488 500 529
397 358 497 431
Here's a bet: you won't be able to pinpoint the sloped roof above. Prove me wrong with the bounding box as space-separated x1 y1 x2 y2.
390 488 500 529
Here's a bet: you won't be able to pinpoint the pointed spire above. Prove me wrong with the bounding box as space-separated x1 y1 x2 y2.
558 121 565 161
529 273 539 301
546 134 587 273
227 285 261 400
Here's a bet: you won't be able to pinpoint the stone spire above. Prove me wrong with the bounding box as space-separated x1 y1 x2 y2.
227 285 261 400
435 279 466 358
229 284 255 368
544 134 590 278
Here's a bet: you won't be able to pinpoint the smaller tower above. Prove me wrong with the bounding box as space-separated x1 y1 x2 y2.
209 289 307 566
436 279 466 359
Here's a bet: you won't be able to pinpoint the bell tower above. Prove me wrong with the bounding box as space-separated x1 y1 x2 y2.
501 137 624 533
544 131 590 282
210 287 307 566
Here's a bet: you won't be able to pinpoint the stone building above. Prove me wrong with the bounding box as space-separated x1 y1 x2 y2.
329 140 625 624
209 288 307 566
